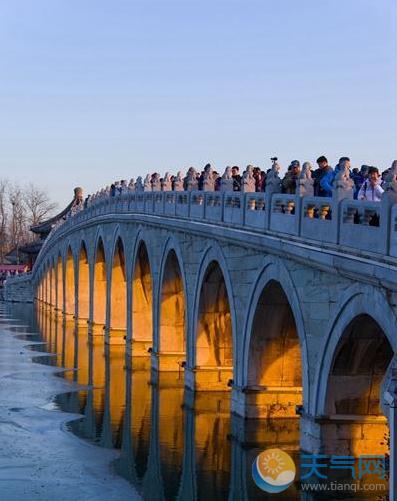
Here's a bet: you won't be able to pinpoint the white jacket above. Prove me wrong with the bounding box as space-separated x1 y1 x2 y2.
358 179 384 202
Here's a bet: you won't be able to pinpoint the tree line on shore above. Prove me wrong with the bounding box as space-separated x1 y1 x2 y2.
0 180 58 262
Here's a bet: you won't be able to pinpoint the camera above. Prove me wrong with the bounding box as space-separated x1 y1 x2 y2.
270 157 278 162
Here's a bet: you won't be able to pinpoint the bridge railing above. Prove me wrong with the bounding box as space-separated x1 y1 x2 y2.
300 197 338 244
339 199 383 254
43 189 397 260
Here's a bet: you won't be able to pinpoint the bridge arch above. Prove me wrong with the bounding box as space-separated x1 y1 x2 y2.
43 263 50 304
314 290 397 454
315 289 397 416
49 260 55 305
92 235 107 328
77 239 90 321
191 243 236 390
109 234 127 334
56 252 63 311
64 246 76 317
241 258 309 417
131 236 154 355
156 237 187 370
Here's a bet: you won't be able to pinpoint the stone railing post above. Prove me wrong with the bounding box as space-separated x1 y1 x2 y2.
296 162 314 197
151 173 161 192
161 172 172 191
185 167 198 191
135 176 144 193
173 171 184 191
381 161 397 255
144 174 152 192
332 161 354 202
295 162 314 236
220 167 234 192
203 164 215 191
265 161 282 229
331 160 354 243
240 165 256 193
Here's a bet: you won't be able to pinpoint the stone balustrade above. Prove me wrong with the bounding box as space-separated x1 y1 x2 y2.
38 188 397 262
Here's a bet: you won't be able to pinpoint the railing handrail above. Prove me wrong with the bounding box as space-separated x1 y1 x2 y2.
33 189 397 276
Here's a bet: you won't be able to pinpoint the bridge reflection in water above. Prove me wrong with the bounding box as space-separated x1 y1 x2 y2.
12 302 388 500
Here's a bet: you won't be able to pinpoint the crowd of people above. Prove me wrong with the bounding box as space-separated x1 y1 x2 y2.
77 156 393 210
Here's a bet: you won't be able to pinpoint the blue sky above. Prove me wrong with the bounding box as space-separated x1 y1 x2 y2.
0 0 395 207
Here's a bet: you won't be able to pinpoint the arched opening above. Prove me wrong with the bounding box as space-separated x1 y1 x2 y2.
110 238 127 334
39 274 44 302
37 277 41 302
64 247 75 317
56 255 63 312
132 242 153 355
246 280 302 418
158 250 185 371
47 266 52 306
43 267 48 304
196 261 233 390
50 265 56 307
78 242 90 321
93 238 107 328
324 314 393 455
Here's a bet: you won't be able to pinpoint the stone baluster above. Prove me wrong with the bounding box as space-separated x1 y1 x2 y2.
135 176 144 192
220 166 234 192
173 171 184 191
203 164 215 191
151 173 161 192
332 159 354 201
265 161 282 195
241 165 256 193
161 172 172 192
143 174 152 192
296 162 314 197
185 167 198 191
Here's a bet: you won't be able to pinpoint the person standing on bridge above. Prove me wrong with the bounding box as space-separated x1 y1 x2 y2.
282 160 301 194
357 166 384 202
312 156 333 197
232 166 242 191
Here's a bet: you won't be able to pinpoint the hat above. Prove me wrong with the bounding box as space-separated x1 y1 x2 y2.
290 160 300 167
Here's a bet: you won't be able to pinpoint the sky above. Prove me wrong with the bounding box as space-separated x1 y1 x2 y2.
0 0 396 208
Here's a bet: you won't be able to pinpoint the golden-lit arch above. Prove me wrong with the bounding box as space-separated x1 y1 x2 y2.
93 238 107 328
78 242 90 321
196 261 233 390
132 242 153 355
110 237 127 332
158 249 186 370
56 254 63 312
246 280 302 418
64 247 75 317
323 314 393 455
43 267 49 304
50 264 56 307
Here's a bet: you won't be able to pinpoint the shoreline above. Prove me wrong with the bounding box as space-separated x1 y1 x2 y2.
0 308 141 501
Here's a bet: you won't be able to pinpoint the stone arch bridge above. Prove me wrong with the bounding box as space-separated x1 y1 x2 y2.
16 187 397 457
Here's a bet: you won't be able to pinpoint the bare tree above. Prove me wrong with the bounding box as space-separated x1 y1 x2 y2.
0 180 58 263
8 184 27 254
23 183 58 228
0 180 8 262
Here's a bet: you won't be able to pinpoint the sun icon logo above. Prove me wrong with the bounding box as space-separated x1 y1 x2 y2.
252 448 296 494
262 450 285 477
